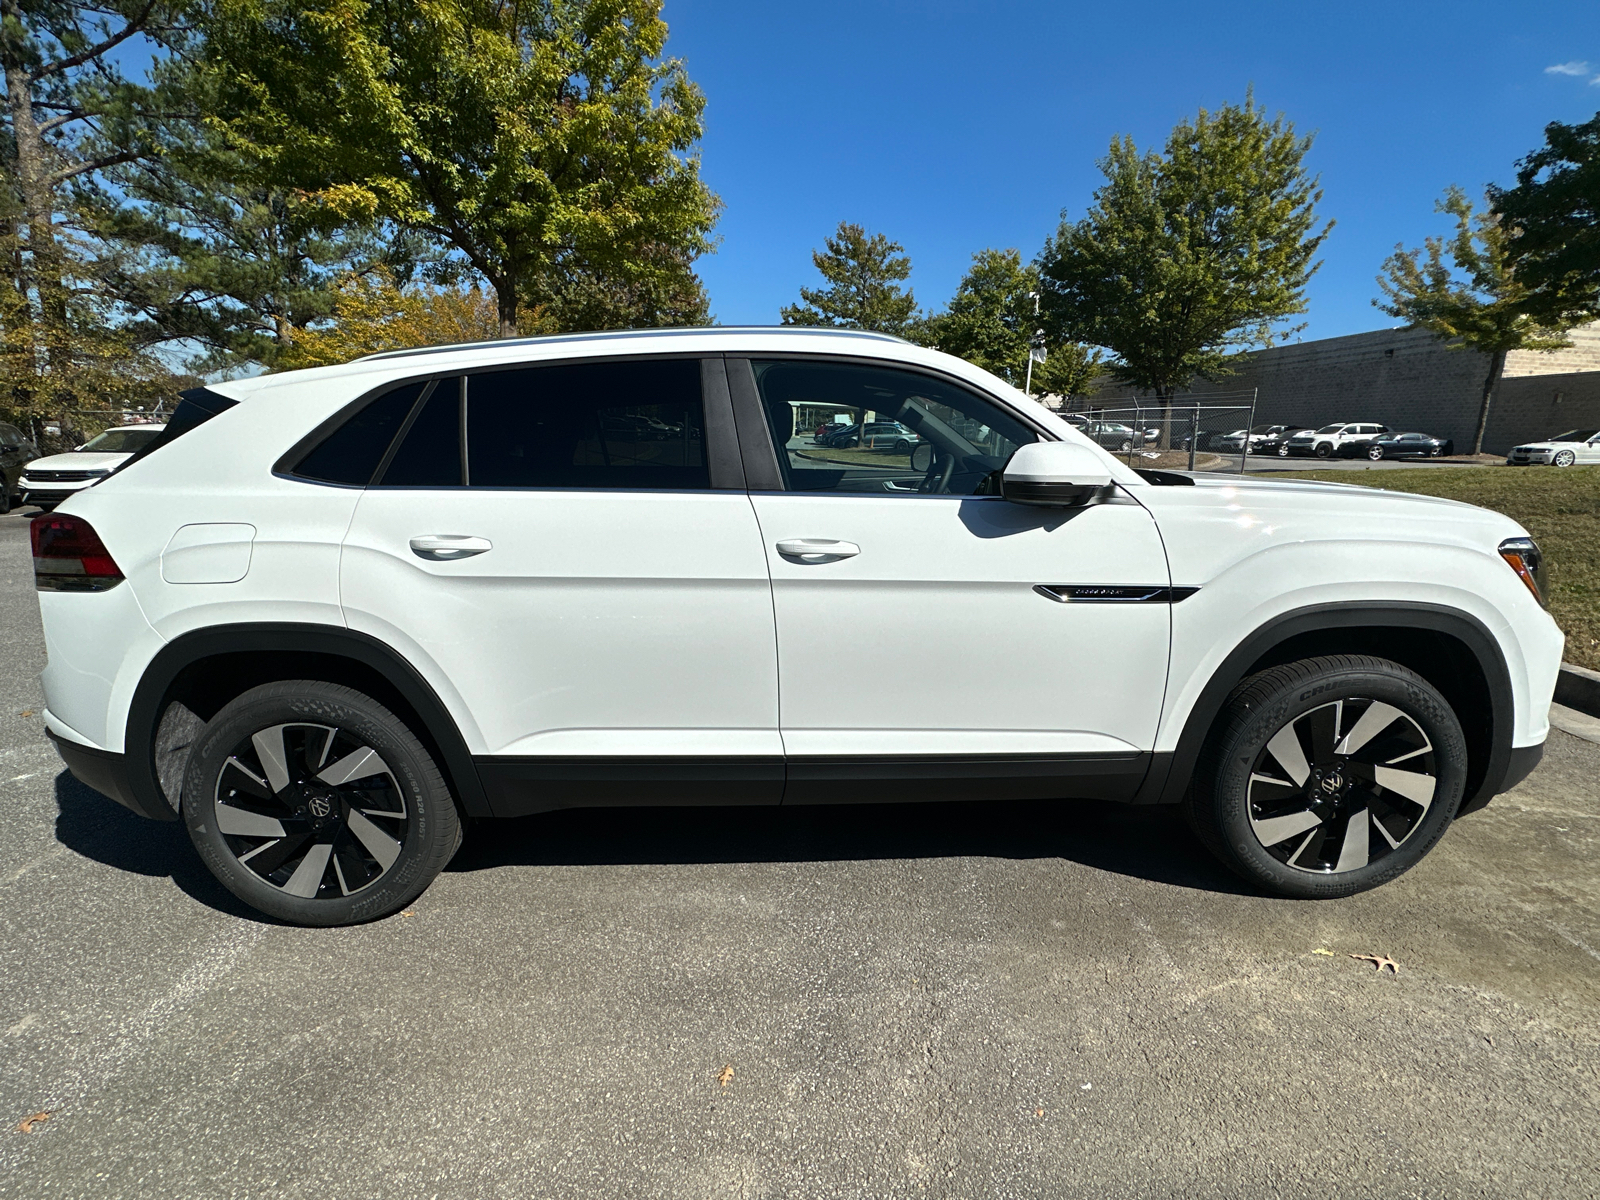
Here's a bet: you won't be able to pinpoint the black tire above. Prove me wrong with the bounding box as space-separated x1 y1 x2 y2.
893 439 911 455
1278 445 1290 457
183 681 461 925
0 484 10 515
1314 442 1333 458
1184 655 1468 899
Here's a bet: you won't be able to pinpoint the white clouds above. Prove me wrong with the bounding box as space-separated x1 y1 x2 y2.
1546 61 1591 75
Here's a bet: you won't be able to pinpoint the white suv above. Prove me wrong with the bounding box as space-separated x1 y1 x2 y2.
32 329 1562 925
1282 422 1391 458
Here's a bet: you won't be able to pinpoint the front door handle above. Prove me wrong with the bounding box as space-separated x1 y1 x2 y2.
776 538 860 562
410 534 493 561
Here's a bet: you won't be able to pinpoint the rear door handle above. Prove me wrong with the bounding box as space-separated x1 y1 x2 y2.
776 538 860 562
410 534 493 561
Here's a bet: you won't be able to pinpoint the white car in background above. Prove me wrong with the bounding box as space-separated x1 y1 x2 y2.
1506 429 1600 467
19 424 167 509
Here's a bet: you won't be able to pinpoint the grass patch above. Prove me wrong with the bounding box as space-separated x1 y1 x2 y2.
1280 466 1600 670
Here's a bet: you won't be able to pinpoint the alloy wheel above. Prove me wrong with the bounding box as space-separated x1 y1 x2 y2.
1247 698 1436 873
1367 445 1384 460
1553 450 1576 467
213 722 409 898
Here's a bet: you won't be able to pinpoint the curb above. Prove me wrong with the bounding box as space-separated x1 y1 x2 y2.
1555 662 1600 720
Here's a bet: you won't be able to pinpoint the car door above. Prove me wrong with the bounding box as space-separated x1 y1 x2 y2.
339 357 782 813
1583 434 1600 463
730 356 1173 804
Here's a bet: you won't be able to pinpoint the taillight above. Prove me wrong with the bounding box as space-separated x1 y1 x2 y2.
1498 537 1548 609
31 514 124 592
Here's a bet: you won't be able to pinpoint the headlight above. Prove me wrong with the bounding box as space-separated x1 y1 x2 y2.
1498 537 1548 608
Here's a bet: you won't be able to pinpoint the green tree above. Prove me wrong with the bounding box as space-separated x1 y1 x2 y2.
920 247 1101 397
1491 112 1600 327
0 0 185 422
199 0 720 336
1377 187 1577 455
1037 94 1330 427
781 221 917 333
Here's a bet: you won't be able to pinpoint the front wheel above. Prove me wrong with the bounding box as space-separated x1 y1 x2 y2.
1553 449 1576 467
1184 655 1467 899
1278 445 1290 458
1314 442 1333 458
183 681 461 925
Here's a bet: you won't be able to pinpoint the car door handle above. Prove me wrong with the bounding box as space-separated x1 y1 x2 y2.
409 534 493 561
776 538 860 562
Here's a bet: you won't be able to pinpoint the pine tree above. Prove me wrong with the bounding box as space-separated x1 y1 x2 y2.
781 222 917 333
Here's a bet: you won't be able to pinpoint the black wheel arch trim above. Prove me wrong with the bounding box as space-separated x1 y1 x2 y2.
125 623 493 822
1136 601 1517 815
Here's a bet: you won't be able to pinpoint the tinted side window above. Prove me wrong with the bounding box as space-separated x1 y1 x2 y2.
752 360 1037 496
378 381 462 487
466 359 707 489
294 383 426 485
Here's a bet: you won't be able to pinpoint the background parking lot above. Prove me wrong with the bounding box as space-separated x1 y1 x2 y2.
1 507 1597 1199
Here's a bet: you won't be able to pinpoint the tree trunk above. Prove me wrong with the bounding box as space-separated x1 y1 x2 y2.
1 21 70 396
1472 348 1507 456
1156 385 1175 453
495 283 519 339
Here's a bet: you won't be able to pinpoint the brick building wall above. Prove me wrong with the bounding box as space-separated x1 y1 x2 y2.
1082 323 1600 454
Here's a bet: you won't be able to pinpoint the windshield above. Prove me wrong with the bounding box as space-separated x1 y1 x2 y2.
79 427 165 453
1314 424 1344 434
1549 429 1598 442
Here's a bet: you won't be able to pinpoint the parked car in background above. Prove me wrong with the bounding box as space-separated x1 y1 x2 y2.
1085 421 1142 452
1363 432 1454 461
0 422 41 514
1282 423 1390 458
1506 429 1600 467
1216 425 1305 455
19 424 166 510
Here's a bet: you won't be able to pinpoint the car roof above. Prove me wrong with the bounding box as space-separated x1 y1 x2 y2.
103 423 167 432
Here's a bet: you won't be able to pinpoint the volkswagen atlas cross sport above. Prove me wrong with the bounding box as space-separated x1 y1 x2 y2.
32 328 1562 926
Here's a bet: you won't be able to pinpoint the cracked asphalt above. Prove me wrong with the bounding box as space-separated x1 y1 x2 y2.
1 506 1597 1199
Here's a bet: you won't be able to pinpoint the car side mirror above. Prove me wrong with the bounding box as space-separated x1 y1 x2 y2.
1002 440 1113 507
909 443 934 473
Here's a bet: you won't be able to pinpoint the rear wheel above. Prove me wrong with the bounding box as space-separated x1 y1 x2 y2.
1278 445 1290 458
0 483 10 515
1184 655 1467 898
182 681 460 925
1367 444 1384 461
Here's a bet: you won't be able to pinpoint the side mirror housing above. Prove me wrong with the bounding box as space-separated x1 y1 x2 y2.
1002 440 1113 507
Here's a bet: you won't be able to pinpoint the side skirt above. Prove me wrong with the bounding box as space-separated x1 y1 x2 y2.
474 753 1159 818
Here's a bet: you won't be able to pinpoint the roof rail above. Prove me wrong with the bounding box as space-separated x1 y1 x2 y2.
353 325 913 364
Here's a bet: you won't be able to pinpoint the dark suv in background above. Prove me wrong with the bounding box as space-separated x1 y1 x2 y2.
0 422 40 514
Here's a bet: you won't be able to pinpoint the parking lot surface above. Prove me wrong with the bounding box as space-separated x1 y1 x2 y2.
1 507 1597 1199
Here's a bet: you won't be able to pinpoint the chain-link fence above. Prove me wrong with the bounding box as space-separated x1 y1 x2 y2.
1061 391 1259 473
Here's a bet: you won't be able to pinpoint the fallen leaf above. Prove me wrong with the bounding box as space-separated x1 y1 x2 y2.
1312 948 1335 957
717 1065 734 1088
399 911 415 918
1350 953 1399 973
1035 1108 1044 1117
16 1111 51 1134
18 711 34 718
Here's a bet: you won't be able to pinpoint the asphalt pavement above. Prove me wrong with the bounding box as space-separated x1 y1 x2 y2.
1 506 1597 1199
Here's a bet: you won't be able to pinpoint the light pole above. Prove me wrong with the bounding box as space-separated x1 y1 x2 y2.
1023 291 1043 396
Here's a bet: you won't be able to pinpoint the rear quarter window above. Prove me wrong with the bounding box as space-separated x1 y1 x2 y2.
290 382 429 485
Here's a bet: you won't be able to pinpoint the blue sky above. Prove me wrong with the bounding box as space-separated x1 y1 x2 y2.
666 0 1600 341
